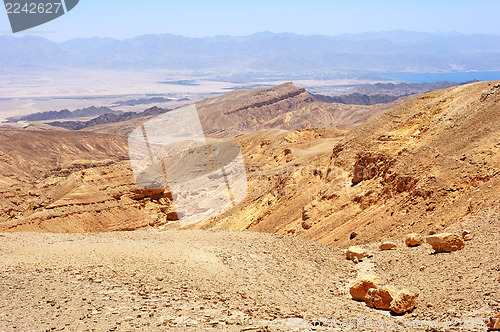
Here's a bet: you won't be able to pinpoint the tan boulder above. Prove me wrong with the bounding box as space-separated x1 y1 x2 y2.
405 233 423 247
379 242 397 250
425 233 465 253
487 313 500 331
365 285 399 310
349 275 381 301
389 289 419 314
346 246 367 261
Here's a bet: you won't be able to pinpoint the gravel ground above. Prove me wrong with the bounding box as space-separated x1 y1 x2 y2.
0 209 498 331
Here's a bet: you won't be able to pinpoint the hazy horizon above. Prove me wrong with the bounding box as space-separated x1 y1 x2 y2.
1 0 499 42
3 29 500 43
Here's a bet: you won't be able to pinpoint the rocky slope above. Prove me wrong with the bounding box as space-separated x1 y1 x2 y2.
0 81 499 331
1 81 498 243
7 106 120 122
82 82 401 137
48 106 169 131
312 92 399 105
191 81 500 248
0 208 498 331
196 82 401 137
350 80 479 97
0 131 176 232
310 81 481 106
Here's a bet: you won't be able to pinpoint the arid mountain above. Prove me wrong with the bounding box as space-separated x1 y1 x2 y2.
350 80 480 97
190 81 500 248
6 106 120 122
0 130 158 232
80 83 401 137
1 213 498 331
0 81 499 330
82 114 165 137
310 81 478 106
194 82 402 136
112 96 172 106
1 81 498 246
312 93 399 105
49 106 169 131
0 83 401 233
0 130 128 180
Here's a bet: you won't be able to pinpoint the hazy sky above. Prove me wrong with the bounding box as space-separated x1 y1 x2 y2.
1 0 499 41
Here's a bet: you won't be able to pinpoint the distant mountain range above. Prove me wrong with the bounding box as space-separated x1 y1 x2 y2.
311 80 479 104
48 106 169 130
349 80 480 96
7 106 120 122
312 93 399 105
1 31 500 75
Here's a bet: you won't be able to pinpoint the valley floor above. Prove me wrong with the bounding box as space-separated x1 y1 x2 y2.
0 208 498 331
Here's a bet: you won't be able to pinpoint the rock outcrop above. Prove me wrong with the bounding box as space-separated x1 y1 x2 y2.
346 246 368 261
351 152 394 185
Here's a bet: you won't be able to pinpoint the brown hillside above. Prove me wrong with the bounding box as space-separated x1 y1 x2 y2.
0 131 176 232
83 114 161 136
1 81 498 246
83 82 401 137
190 81 500 247
197 82 404 137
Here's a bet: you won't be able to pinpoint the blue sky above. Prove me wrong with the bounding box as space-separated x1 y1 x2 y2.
1 0 499 41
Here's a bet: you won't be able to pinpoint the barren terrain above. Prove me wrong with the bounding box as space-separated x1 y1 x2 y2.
0 207 498 331
193 81 500 248
0 81 499 331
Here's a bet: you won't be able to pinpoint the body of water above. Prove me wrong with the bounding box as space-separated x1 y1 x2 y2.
383 71 500 83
